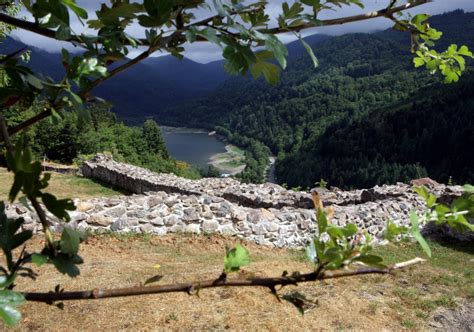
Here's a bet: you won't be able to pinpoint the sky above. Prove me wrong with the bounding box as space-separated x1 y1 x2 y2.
10 0 474 63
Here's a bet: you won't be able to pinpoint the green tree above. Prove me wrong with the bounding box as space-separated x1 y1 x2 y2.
142 119 168 159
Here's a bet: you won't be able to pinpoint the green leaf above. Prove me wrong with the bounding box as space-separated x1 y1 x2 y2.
316 208 328 234
60 228 81 256
250 60 280 85
62 0 88 19
31 254 48 267
144 275 163 285
51 254 83 277
413 57 425 68
410 211 431 258
463 184 474 193
224 244 250 273
0 275 15 289
413 186 429 200
426 193 437 208
326 226 343 239
264 34 288 69
341 223 358 237
300 37 318 68
385 220 408 241
41 193 75 221
0 290 24 327
282 291 307 315
353 254 385 267
305 240 317 263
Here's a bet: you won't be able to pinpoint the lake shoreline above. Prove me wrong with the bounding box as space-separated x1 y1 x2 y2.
209 144 246 175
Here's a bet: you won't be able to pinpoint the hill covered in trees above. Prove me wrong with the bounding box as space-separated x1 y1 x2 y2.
155 10 474 188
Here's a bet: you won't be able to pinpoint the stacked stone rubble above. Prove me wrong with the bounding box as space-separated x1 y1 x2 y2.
6 154 468 248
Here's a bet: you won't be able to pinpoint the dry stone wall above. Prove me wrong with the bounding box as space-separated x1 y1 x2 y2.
6 154 469 248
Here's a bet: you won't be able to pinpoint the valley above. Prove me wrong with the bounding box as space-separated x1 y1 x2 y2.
2 10 472 189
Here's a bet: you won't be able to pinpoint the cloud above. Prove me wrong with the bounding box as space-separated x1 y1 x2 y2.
10 0 474 63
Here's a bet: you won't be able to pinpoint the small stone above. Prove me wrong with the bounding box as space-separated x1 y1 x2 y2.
252 224 267 235
164 215 180 226
231 209 246 222
220 224 236 236
140 223 154 233
264 222 279 233
169 223 185 233
76 202 94 212
148 196 163 208
15 206 28 215
182 195 199 205
127 210 147 219
154 227 167 236
202 211 214 219
104 198 121 207
104 206 126 218
247 210 262 223
151 217 164 226
110 217 129 231
183 208 199 222
185 224 201 234
367 225 379 235
202 220 219 233
260 208 275 221
87 215 113 227
164 198 179 207
128 218 139 227
70 211 88 222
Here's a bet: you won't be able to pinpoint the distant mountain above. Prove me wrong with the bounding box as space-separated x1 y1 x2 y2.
0 37 231 124
0 32 331 124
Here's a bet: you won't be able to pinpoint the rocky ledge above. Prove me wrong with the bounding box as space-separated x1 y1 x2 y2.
5 155 470 248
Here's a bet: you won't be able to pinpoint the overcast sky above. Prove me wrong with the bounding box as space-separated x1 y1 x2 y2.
11 0 474 63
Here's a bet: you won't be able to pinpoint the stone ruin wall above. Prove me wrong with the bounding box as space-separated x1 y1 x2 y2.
6 154 469 248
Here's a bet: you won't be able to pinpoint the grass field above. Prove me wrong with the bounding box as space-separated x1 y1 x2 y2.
10 234 473 331
0 167 124 201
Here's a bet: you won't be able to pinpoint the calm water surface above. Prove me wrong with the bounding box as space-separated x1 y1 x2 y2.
160 126 226 168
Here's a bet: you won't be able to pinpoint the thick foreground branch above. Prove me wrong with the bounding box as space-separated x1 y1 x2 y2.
0 0 431 47
23 258 425 303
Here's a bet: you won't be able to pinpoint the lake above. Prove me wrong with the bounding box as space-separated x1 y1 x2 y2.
160 126 227 169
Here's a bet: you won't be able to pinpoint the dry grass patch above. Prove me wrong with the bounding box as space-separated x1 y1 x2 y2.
0 167 124 201
8 234 473 331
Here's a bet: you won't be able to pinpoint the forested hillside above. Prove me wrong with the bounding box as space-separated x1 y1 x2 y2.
277 71 474 188
156 10 474 188
3 11 473 188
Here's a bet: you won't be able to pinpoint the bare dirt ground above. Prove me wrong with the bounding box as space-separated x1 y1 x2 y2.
9 234 473 331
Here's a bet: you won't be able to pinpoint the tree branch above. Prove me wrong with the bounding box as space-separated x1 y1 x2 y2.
0 0 431 47
23 257 425 303
79 47 157 100
261 0 432 34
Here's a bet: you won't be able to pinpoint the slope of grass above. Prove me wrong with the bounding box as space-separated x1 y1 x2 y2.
0 167 124 201
11 234 473 331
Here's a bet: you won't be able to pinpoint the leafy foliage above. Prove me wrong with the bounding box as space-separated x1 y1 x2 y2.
224 244 250 274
